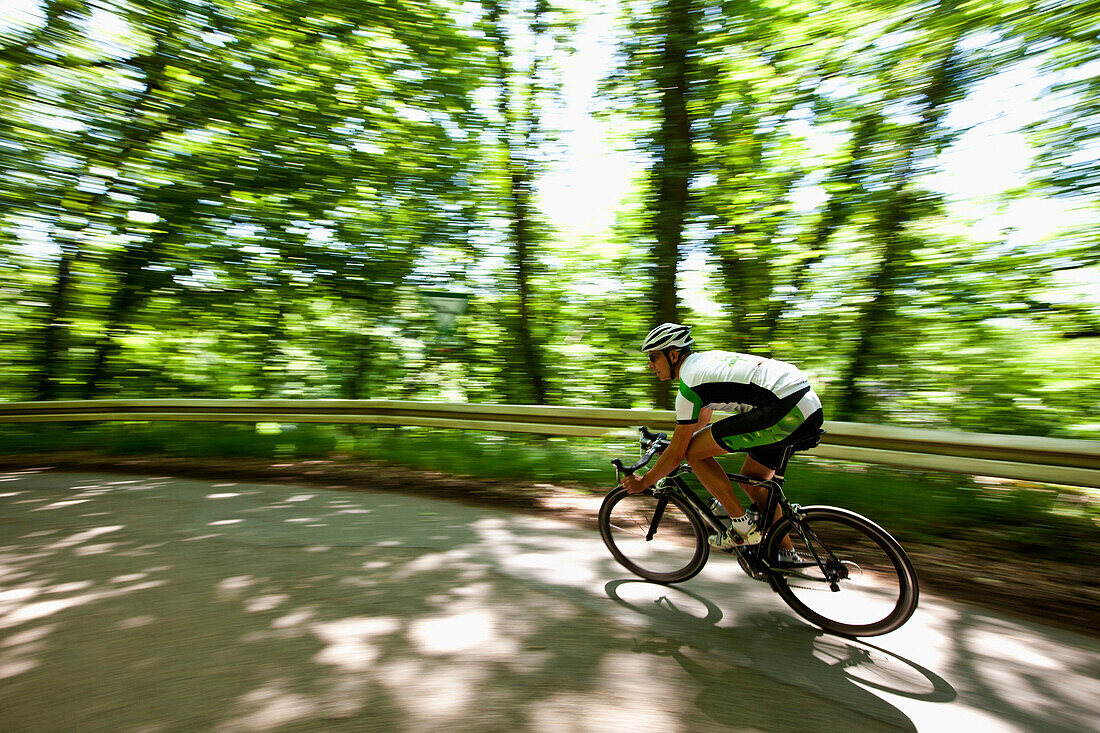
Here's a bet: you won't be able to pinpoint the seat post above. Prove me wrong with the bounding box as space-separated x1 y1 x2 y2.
773 445 794 486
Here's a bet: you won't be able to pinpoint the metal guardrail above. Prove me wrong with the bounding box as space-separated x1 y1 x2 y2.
1 399 1098 488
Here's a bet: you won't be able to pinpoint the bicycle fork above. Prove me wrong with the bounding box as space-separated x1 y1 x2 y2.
791 519 849 592
646 493 670 541
614 465 675 544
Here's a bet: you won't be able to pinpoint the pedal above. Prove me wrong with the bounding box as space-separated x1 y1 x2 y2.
735 552 769 582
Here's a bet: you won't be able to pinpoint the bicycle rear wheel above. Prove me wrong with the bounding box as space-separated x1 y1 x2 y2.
598 486 710 583
765 506 918 637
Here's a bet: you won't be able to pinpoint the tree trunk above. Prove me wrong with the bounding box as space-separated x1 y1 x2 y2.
32 38 173 400
488 0 550 404
341 332 366 400
34 240 78 401
833 186 910 419
512 189 548 403
82 237 165 398
649 0 695 408
834 25 964 419
256 294 286 399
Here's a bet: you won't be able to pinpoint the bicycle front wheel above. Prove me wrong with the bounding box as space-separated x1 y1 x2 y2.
765 506 919 637
598 486 710 583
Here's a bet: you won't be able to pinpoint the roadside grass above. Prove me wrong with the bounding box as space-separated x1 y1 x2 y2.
0 421 340 459
2 422 1096 563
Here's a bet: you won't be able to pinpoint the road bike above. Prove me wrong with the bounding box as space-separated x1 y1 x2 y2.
598 427 919 637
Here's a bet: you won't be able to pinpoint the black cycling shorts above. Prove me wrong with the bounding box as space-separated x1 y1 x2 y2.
710 386 824 471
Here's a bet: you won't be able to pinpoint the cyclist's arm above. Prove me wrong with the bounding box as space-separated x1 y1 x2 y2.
637 407 712 489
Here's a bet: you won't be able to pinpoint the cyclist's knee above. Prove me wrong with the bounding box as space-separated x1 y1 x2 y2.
685 449 709 467
685 431 723 465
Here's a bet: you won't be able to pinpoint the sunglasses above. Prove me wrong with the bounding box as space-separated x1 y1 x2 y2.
647 353 661 363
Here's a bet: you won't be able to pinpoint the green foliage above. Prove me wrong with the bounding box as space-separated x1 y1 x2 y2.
3 421 1095 562
0 0 1096 439
348 428 619 484
0 421 338 458
786 458 1100 564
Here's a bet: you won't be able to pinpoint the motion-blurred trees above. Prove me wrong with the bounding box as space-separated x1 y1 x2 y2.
1 0 489 400
605 0 1099 433
0 0 1097 437
483 0 577 405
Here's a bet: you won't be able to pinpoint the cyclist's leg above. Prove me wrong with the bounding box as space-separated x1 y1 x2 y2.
689 388 819 520
700 447 786 546
684 427 746 517
696 394 811 546
735 452 777 513
739 449 793 551
744 407 825 551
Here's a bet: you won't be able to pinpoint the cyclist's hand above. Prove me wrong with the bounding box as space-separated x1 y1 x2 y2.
622 474 647 494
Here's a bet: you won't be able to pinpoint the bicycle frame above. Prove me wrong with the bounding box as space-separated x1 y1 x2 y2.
651 469 782 536
605 427 919 634
632 434 797 530
613 430 843 575
615 438 807 576
656 468 794 570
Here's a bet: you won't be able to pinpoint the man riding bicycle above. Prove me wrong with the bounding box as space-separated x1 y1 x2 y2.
621 323 824 561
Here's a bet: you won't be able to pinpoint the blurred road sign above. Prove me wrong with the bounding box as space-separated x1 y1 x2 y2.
421 289 469 336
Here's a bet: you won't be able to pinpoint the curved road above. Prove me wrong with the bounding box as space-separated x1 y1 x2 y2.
0 469 1097 732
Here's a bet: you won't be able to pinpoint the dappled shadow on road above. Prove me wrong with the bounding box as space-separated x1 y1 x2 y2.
0 469 1095 732
1 470 571 730
933 606 1100 732
0 469 773 731
601 579 951 732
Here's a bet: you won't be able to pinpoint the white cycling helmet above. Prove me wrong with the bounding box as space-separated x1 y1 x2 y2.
640 322 694 352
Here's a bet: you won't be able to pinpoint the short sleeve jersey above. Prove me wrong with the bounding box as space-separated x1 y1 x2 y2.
675 350 811 425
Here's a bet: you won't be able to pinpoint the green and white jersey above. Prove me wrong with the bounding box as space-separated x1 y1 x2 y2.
675 350 811 425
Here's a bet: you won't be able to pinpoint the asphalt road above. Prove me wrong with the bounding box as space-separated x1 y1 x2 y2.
0 469 1097 732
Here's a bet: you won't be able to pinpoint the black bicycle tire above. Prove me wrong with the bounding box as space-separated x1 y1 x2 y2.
598 486 710 583
764 506 919 637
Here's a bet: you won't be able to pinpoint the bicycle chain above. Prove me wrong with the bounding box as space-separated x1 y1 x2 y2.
785 581 840 592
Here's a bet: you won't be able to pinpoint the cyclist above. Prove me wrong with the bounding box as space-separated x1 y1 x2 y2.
621 323 824 560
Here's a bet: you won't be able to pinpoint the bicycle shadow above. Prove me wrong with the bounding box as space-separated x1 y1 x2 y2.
603 579 956 732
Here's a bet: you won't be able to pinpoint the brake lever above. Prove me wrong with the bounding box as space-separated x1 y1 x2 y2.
639 425 669 450
613 444 659 476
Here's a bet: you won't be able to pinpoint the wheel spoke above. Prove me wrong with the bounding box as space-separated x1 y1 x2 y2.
768 508 918 636
599 487 709 583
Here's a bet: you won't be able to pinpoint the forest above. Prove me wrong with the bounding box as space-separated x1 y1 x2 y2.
1 0 1097 438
